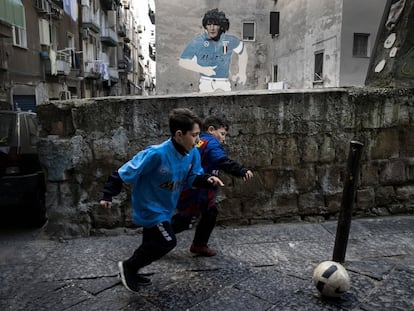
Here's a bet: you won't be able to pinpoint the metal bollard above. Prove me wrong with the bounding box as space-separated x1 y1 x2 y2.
332 140 364 263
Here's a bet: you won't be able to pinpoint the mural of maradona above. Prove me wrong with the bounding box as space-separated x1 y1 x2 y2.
179 8 248 93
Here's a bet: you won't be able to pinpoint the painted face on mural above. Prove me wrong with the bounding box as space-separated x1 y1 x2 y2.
205 22 221 40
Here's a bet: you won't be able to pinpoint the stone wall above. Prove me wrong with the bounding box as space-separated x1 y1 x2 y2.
36 88 414 238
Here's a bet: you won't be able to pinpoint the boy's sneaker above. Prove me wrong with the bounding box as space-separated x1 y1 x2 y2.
118 261 151 293
190 243 217 257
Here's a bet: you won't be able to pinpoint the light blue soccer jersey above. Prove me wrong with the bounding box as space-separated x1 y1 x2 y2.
118 139 204 228
180 32 244 78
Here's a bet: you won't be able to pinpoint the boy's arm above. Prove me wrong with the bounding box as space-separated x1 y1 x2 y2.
192 174 224 188
100 171 124 208
216 157 249 177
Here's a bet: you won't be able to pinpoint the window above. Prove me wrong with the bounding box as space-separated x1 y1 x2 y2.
314 51 324 81
270 12 280 37
353 33 370 57
242 22 255 41
273 65 278 82
12 26 27 48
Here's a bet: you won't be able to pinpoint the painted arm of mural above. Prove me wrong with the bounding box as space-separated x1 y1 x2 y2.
179 57 217 76
231 48 248 85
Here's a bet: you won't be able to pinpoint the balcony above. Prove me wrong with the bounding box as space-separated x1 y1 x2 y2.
118 24 126 37
124 26 132 43
82 6 100 33
149 44 156 61
101 27 117 46
56 50 71 74
108 66 119 82
118 56 132 73
84 59 103 79
44 49 72 76
50 1 63 20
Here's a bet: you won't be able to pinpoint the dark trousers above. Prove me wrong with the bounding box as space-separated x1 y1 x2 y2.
125 221 177 273
172 205 218 247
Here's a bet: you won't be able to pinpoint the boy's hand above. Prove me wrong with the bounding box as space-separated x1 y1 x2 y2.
243 170 254 181
100 200 112 209
208 176 224 187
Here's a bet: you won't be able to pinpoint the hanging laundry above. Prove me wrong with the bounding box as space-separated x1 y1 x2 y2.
49 49 57 76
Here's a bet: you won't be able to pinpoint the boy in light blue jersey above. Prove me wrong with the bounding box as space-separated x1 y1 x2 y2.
172 115 253 256
100 108 224 293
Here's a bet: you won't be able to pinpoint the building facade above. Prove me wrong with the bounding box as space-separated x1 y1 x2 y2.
154 0 387 95
0 0 155 111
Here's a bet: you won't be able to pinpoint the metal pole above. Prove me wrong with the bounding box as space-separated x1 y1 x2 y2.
332 140 364 263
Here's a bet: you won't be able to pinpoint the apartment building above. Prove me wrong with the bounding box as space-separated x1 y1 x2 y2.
154 0 387 95
0 0 154 111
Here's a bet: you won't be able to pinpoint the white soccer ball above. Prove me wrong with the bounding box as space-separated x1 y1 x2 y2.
313 261 350 298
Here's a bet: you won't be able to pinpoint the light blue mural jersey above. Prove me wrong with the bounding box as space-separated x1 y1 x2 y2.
180 32 244 78
118 139 204 228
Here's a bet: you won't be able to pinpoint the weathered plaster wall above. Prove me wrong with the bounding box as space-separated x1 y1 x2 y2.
37 88 414 238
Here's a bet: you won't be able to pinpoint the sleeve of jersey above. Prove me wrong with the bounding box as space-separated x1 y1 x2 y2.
118 148 160 184
187 149 204 186
231 35 244 55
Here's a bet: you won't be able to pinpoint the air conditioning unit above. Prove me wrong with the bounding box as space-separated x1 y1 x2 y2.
268 81 288 90
81 0 89 7
59 91 71 100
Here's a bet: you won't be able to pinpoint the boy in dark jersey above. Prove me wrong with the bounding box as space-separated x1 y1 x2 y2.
172 115 253 256
99 108 224 293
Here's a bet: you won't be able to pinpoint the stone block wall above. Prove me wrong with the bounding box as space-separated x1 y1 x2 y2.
36 88 414 237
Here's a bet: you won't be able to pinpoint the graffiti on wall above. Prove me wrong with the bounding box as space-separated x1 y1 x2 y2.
178 8 248 93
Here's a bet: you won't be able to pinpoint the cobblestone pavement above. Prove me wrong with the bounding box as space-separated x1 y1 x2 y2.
0 215 413 310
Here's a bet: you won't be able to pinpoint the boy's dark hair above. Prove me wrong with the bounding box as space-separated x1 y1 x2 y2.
202 115 229 131
169 108 202 135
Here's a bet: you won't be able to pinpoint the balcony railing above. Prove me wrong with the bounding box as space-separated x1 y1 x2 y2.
45 48 74 76
108 66 119 81
101 27 117 46
82 7 100 33
84 59 103 79
56 50 71 75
